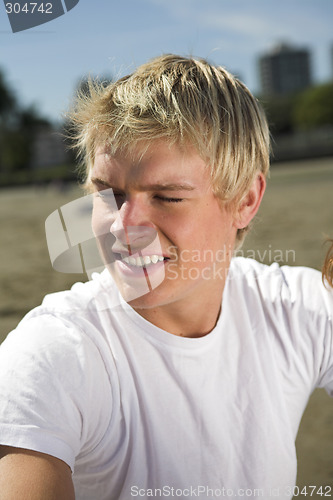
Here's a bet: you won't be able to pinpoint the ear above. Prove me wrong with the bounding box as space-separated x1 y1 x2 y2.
234 172 266 229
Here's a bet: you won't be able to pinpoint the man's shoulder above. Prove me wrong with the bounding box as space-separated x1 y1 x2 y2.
230 256 320 283
229 257 324 305
1 270 122 384
23 269 119 321
4 270 121 354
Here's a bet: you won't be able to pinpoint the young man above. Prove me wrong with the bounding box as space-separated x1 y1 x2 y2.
0 54 332 500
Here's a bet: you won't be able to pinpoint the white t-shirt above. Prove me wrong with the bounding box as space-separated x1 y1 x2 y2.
0 258 332 500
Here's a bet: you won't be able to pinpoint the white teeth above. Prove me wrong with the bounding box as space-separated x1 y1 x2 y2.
121 254 165 267
136 257 144 266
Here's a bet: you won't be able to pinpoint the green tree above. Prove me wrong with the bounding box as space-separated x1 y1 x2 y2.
0 69 17 120
293 83 333 130
11 106 51 171
0 68 51 174
259 94 299 135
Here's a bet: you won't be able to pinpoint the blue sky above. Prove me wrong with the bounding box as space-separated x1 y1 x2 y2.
1 0 332 123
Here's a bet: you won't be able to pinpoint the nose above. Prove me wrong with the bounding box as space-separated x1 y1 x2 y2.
110 198 156 250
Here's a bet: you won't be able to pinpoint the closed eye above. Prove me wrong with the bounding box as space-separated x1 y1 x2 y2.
95 186 183 205
155 195 184 203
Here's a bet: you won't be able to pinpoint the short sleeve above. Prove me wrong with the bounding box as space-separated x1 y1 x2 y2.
315 284 333 395
230 259 333 398
0 313 112 471
280 265 333 396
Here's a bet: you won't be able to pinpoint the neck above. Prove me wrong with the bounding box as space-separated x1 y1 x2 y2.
134 282 225 338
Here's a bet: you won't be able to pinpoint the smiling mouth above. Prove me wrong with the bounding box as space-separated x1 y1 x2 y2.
118 254 168 268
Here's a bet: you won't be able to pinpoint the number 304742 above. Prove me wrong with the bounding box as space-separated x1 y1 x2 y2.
5 3 53 14
288 485 332 497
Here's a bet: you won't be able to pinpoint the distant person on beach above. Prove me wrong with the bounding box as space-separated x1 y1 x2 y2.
0 54 332 500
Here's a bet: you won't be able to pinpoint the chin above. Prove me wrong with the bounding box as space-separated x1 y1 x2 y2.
107 259 168 307
124 288 167 310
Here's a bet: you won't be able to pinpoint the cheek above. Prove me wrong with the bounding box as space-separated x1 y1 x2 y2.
91 203 115 238
185 211 235 252
161 209 211 244
91 209 116 265
91 207 104 237
162 218 194 250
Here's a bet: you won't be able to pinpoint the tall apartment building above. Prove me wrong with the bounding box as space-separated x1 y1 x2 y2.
259 43 312 96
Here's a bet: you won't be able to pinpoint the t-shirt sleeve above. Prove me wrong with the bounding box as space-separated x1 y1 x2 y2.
234 259 333 398
0 313 112 471
280 265 333 396
314 282 333 395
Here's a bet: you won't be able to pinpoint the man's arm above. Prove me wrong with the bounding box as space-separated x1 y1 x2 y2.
0 445 75 500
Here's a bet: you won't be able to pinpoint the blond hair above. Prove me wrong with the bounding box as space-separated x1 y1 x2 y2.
323 241 333 288
69 54 270 247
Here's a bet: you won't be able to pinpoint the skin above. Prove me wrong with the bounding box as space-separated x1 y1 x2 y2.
0 446 75 499
91 140 266 337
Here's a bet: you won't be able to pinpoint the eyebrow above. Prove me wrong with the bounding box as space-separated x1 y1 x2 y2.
90 177 196 192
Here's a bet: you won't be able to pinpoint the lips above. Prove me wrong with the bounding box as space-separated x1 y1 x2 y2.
113 250 167 296
103 230 167 300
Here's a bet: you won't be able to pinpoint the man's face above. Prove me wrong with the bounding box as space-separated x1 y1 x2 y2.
91 140 239 313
